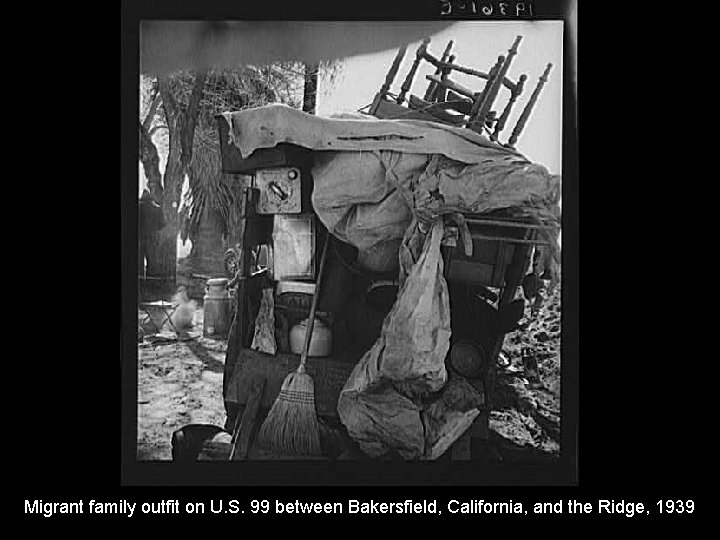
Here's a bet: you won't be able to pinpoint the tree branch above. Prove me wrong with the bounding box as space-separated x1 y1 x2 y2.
303 63 319 114
157 77 179 121
142 89 162 131
180 70 208 169
148 124 168 136
139 121 163 200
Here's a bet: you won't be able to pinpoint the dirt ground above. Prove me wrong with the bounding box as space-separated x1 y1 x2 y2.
137 307 228 460
489 284 561 461
136 285 561 462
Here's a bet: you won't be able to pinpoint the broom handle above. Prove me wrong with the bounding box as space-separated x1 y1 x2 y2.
298 229 331 371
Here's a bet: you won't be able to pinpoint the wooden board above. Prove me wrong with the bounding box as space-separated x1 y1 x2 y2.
216 114 312 174
447 259 495 287
226 349 358 417
231 376 265 460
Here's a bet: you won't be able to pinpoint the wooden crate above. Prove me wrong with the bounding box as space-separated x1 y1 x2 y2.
446 221 529 289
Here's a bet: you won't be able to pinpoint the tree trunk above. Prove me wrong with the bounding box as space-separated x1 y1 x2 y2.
155 222 179 281
139 123 163 201
303 63 319 114
189 205 227 277
139 72 208 287
154 114 182 281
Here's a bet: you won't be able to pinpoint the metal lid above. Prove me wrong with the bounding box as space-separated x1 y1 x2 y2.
296 317 328 329
276 280 316 296
449 340 487 378
207 278 229 287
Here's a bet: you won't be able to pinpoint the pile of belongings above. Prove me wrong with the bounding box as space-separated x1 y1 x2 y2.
221 104 560 459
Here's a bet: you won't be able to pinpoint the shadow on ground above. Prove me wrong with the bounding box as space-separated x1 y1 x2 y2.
474 429 559 465
184 338 226 373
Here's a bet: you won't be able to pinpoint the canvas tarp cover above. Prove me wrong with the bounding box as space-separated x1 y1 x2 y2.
222 103 529 165
222 105 561 458
310 149 560 272
222 104 561 264
336 220 486 459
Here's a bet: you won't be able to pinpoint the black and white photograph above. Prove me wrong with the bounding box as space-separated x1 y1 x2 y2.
134 17 568 470
11 0 703 524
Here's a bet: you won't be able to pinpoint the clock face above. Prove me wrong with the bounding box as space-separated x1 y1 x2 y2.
254 167 302 214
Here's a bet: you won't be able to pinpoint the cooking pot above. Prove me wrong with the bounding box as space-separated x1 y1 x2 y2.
449 340 488 379
289 317 332 357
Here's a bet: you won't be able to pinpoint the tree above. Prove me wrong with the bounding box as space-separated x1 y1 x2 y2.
181 66 307 271
139 71 207 280
303 63 319 114
139 60 343 284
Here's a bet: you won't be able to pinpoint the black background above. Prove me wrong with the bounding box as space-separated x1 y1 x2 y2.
13 0 700 523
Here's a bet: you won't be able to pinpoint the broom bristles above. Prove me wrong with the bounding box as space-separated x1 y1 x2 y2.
255 370 322 456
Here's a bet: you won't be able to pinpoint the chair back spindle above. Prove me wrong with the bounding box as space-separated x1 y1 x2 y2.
473 35 522 130
369 45 407 115
491 73 527 142
507 62 552 149
397 38 431 106
467 55 504 130
424 40 454 101
434 54 456 103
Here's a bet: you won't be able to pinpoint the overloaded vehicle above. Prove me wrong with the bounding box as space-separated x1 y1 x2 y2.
173 34 560 461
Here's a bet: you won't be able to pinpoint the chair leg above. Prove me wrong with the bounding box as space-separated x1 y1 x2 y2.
164 306 182 335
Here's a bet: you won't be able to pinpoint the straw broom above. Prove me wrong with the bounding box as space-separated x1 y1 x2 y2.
255 229 331 456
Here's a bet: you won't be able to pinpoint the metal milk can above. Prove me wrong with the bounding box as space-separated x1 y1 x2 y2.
203 278 231 339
